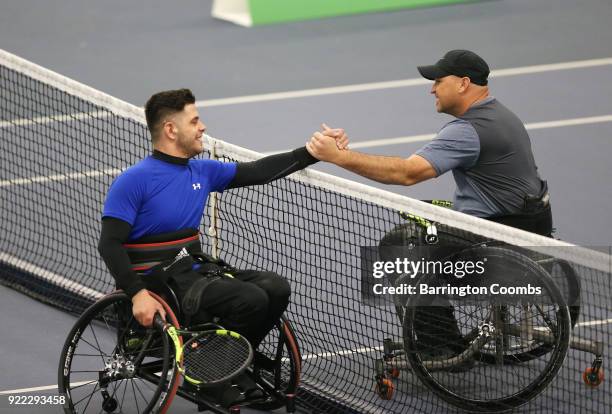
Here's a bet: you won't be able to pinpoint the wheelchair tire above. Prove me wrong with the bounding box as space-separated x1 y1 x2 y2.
535 257 581 327
58 291 180 414
403 246 571 413
249 317 302 411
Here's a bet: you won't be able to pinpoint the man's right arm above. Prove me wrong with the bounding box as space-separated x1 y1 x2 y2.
98 217 165 326
98 217 145 297
307 132 437 186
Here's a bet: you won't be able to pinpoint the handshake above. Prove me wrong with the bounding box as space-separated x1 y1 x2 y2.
306 123 350 163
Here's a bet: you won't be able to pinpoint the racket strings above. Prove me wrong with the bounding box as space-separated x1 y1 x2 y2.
183 333 251 383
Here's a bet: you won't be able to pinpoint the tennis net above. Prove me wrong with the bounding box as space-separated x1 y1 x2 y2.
1 48 610 413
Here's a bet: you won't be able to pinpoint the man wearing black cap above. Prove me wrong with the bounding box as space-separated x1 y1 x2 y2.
307 50 553 367
307 49 552 236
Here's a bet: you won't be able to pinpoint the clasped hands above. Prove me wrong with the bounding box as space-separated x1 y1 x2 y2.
307 123 349 163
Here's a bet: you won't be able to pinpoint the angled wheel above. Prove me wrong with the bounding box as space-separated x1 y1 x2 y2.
58 291 180 413
403 246 571 413
248 317 301 411
476 254 580 364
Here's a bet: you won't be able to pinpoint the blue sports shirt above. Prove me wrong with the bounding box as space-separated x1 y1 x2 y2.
103 154 237 240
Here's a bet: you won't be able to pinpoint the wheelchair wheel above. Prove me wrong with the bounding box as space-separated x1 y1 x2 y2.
58 291 180 414
403 246 571 412
249 317 301 411
476 254 580 364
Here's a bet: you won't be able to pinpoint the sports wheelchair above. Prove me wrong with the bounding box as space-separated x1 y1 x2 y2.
373 206 604 412
58 284 302 414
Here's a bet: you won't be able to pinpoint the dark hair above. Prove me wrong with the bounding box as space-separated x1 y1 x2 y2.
144 88 196 141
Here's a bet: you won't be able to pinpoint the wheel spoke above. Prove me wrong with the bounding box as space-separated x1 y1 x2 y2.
108 378 122 408
132 379 150 408
131 380 141 413
80 382 99 412
119 378 129 411
78 336 109 357
73 382 99 406
70 380 99 390
87 323 108 367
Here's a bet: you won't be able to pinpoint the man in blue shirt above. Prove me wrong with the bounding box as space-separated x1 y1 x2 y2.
98 89 346 401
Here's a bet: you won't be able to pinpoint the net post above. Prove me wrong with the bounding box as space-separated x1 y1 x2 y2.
206 135 221 259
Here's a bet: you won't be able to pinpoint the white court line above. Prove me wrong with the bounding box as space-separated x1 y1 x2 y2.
349 133 436 150
577 318 612 327
0 381 92 395
0 252 104 299
2 317 610 395
265 114 612 154
301 346 382 361
0 111 108 129
349 114 612 150
196 57 612 107
0 168 122 188
524 114 612 130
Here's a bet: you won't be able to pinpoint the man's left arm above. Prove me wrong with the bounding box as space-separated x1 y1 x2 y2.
226 126 348 189
226 146 318 189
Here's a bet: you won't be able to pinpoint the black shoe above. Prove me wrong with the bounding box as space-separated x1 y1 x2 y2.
253 351 277 372
189 382 245 408
233 373 265 399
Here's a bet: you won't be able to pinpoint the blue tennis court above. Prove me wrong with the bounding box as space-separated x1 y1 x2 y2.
1 1 611 413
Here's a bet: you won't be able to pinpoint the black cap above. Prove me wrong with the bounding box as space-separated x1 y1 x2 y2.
417 50 490 86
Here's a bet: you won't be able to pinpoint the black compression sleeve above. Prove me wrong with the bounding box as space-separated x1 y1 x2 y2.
98 217 146 299
227 146 318 189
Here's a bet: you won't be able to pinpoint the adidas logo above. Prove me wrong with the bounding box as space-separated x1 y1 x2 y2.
163 248 190 271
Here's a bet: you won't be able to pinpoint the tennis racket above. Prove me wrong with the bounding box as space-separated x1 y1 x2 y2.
153 314 253 387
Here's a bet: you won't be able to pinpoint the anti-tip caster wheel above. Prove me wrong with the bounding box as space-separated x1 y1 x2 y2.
583 367 604 387
375 377 394 400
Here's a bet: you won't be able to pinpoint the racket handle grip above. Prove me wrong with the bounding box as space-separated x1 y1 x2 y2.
153 313 166 331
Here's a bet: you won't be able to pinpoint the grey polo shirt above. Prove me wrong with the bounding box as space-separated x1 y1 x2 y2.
416 97 544 217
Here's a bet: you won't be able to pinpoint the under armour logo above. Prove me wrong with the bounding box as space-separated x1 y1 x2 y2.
192 183 201 190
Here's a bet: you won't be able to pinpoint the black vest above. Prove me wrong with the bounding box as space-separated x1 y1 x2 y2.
460 98 544 215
